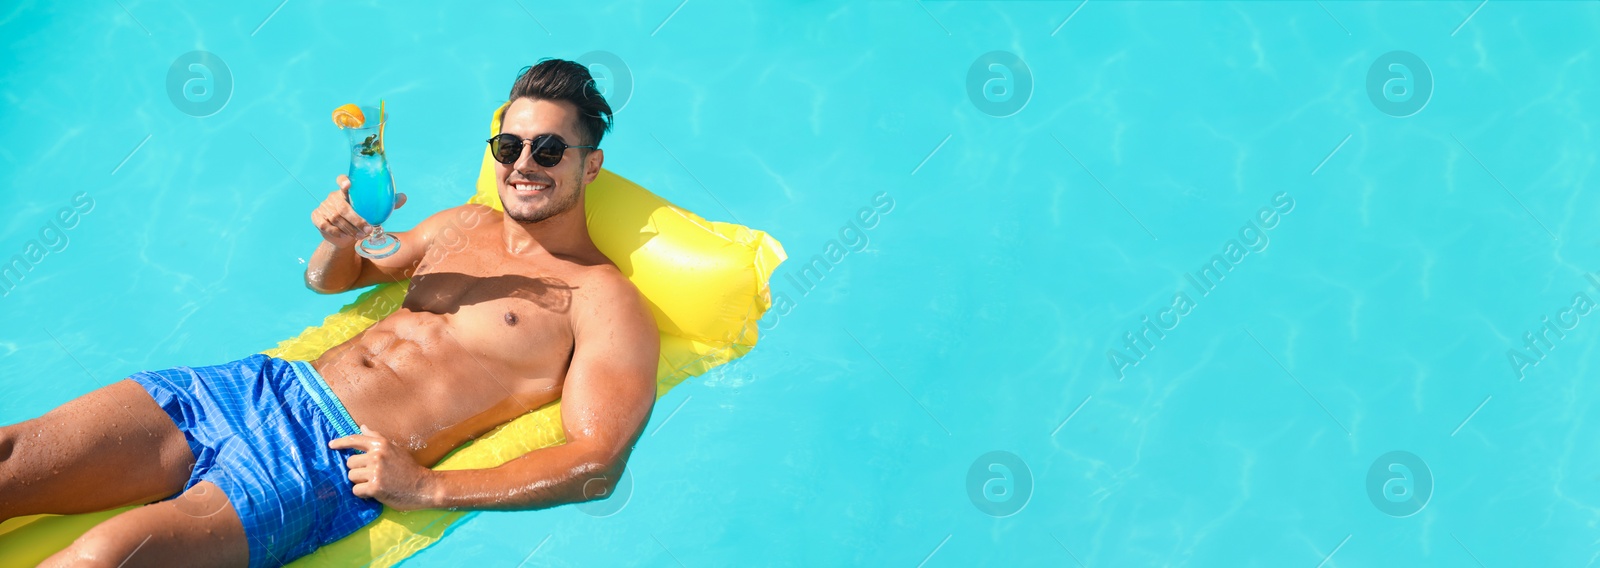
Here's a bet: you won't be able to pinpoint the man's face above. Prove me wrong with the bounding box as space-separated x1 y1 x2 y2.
495 97 602 224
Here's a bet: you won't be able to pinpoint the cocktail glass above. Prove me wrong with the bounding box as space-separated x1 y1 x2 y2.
342 104 399 259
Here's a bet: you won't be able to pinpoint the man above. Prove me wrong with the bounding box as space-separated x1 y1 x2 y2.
0 59 659 566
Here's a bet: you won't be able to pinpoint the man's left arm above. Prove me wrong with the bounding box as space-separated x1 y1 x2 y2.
332 270 660 511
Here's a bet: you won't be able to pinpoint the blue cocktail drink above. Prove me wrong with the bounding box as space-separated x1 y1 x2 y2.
338 103 400 259
348 152 394 226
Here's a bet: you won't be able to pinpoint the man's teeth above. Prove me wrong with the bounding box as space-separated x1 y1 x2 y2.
512 182 549 191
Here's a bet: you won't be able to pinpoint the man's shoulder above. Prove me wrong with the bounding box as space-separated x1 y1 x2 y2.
567 262 654 339
569 261 638 299
563 260 645 311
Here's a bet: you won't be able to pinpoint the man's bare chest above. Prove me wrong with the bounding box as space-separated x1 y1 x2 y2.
398 240 580 373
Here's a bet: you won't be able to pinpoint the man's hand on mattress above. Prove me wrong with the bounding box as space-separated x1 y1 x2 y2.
329 424 437 511
314 175 407 248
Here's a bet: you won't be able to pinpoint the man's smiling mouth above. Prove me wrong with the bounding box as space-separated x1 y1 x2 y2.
509 180 551 195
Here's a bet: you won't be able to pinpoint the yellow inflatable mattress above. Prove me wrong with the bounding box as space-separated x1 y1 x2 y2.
0 104 784 566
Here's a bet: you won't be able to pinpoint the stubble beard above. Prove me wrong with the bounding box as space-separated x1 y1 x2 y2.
506 169 583 224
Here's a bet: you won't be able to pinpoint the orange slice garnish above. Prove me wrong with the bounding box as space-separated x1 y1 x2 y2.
332 104 365 129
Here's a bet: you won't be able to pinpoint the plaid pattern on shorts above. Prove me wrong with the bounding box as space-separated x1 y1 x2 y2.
130 353 382 567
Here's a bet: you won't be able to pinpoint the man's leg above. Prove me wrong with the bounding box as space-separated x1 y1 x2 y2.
0 379 195 520
37 480 249 567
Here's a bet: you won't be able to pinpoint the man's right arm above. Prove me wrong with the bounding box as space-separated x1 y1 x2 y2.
305 175 429 294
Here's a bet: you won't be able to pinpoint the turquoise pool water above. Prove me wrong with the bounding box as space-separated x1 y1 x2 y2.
5 1 1600 565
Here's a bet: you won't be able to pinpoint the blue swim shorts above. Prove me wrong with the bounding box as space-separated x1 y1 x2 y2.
129 353 382 567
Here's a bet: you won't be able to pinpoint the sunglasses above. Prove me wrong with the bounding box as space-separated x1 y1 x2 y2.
486 133 597 167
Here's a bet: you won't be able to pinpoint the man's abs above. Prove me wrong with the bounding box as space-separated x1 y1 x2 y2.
311 301 572 467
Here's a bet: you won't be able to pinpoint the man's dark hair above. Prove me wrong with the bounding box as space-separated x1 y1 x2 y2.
502 58 614 147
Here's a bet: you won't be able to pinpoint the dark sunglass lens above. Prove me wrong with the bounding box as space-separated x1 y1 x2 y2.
529 135 564 167
491 134 522 163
